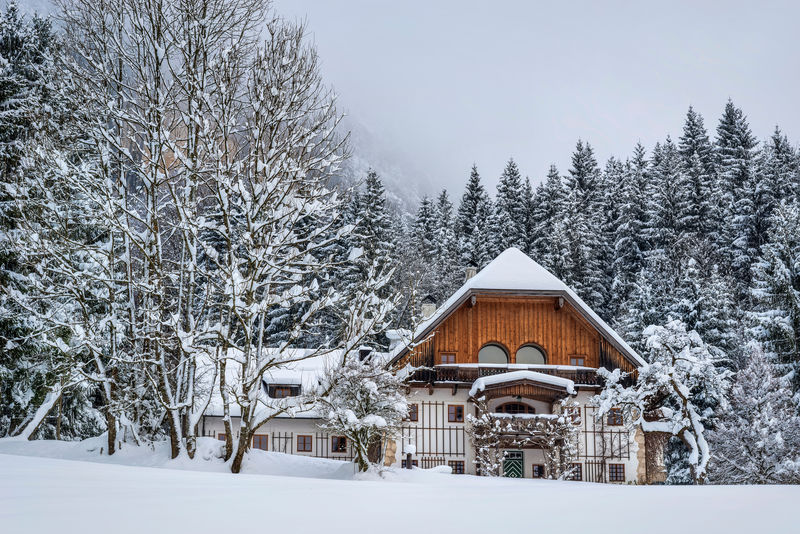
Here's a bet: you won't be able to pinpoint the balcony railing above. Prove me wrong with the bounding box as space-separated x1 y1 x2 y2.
408 364 602 387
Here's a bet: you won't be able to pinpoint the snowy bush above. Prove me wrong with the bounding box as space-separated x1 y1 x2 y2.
315 353 408 472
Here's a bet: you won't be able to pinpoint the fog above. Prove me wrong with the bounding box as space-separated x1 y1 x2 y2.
274 0 800 197
22 0 800 199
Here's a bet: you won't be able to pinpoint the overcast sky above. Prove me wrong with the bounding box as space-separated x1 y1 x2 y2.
272 0 800 197
22 0 800 198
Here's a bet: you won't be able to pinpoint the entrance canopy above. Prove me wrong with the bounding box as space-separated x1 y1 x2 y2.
468 370 576 404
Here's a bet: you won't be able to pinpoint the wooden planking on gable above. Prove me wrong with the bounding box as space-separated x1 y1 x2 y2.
415 294 624 367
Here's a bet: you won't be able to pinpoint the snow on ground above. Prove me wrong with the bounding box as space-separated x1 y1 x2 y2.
0 439 796 534
0 436 356 479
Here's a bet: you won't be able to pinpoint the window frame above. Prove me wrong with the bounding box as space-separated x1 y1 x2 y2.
606 408 624 426
515 344 547 365
252 434 268 451
331 435 347 453
448 460 465 474
448 404 465 423
268 384 301 398
477 343 509 365
609 463 625 482
273 386 294 398
297 434 313 452
531 464 545 478
440 353 456 364
568 463 583 481
569 356 586 366
217 433 226 441
495 402 535 415
406 403 419 422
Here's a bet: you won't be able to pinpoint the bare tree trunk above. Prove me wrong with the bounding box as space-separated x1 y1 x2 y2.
106 411 117 455
230 421 252 474
13 384 64 441
55 378 63 440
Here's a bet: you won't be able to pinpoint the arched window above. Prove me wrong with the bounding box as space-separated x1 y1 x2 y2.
495 402 535 415
516 345 546 365
478 343 508 364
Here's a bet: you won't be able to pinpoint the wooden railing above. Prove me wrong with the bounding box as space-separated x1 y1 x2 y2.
408 365 602 386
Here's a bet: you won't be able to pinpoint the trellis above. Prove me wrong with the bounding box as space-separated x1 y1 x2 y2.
467 399 579 478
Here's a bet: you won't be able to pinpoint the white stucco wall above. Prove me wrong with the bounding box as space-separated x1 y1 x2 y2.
202 386 641 483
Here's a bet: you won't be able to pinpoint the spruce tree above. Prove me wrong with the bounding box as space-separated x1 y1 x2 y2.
595 157 624 318
432 189 461 300
629 142 651 254
530 165 565 268
749 201 800 393
360 170 396 271
562 141 605 309
491 158 527 252
561 188 599 304
611 156 645 315
456 165 491 269
714 100 759 292
672 257 739 362
413 196 438 261
644 138 682 261
521 177 535 255
409 196 438 299
0 4 101 438
566 139 602 211
708 346 800 484
677 107 716 241
755 127 798 247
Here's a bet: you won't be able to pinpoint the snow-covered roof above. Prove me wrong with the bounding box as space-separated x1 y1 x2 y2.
391 247 645 367
469 370 576 398
204 347 390 418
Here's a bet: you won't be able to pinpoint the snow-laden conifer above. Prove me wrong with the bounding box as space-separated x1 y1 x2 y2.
595 320 730 484
456 165 491 269
490 158 527 252
708 345 800 484
749 201 800 394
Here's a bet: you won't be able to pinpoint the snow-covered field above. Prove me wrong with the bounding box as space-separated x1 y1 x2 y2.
0 438 795 534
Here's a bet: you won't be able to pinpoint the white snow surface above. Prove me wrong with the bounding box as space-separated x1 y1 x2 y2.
0 439 796 534
469 370 576 397
397 248 645 366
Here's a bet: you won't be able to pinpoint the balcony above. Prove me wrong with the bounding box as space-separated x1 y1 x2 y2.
408 364 602 387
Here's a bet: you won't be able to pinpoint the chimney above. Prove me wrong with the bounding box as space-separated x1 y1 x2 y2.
465 265 477 282
420 295 437 319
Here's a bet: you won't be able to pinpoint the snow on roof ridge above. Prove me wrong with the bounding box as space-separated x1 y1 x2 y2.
469 370 576 397
400 247 645 367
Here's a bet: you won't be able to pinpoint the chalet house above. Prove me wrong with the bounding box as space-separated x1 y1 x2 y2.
388 247 663 483
200 248 664 483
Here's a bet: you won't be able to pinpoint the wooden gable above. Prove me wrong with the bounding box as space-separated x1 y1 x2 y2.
402 293 636 375
434 295 601 366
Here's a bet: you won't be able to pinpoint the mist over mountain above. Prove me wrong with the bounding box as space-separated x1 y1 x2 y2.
335 115 432 212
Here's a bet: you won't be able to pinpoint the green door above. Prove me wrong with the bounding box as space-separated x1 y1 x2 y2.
503 451 524 478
